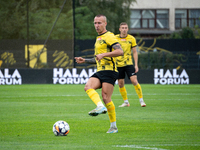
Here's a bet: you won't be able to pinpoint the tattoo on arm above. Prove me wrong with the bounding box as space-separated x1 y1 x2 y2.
113 44 123 51
85 57 96 64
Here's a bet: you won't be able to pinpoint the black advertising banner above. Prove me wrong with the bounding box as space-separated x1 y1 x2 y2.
0 68 199 85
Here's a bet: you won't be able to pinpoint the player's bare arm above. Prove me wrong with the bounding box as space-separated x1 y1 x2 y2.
96 43 123 61
112 43 123 51
85 57 96 64
75 57 85 64
75 57 96 64
132 47 139 73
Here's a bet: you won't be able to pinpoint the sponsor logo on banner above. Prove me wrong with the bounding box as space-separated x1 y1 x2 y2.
53 68 97 84
0 69 22 85
154 69 189 85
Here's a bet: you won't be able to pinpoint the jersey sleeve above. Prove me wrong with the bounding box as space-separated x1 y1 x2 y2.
106 33 119 47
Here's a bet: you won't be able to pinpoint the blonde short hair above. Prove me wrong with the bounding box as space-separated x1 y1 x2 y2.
95 14 107 22
120 22 128 27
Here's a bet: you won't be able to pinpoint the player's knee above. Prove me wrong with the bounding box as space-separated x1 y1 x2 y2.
118 82 124 88
84 85 89 91
130 78 138 85
102 93 112 103
102 93 107 101
118 80 124 88
132 80 138 86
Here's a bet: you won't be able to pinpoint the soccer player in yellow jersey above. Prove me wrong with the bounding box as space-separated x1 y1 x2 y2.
116 22 146 107
75 14 123 133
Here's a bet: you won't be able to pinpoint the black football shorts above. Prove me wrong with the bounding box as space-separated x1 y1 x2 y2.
117 65 137 79
91 70 119 86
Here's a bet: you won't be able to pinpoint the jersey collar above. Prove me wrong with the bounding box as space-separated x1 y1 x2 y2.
98 31 108 36
120 34 128 38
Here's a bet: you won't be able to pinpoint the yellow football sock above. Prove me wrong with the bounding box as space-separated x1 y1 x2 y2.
134 83 143 99
106 101 116 123
86 89 102 106
119 86 128 100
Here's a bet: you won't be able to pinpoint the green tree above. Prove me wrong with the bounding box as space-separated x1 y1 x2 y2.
180 27 195 39
0 0 26 39
75 0 136 39
0 0 136 40
170 32 182 39
170 27 196 39
194 25 200 39
74 6 96 40
0 0 73 40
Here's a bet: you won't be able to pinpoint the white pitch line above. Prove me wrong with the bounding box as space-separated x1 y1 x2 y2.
1 92 199 98
114 145 168 150
151 144 200 146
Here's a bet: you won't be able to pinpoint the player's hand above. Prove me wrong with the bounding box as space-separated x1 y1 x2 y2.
95 54 104 62
135 65 139 73
74 57 85 64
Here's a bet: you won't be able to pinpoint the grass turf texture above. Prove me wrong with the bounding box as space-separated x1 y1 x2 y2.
0 84 199 150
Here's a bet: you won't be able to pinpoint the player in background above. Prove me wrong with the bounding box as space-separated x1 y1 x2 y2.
75 14 123 133
115 22 146 107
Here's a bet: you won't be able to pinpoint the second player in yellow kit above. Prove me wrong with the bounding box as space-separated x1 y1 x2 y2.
116 34 137 67
116 22 146 107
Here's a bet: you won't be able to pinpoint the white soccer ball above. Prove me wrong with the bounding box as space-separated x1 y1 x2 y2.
53 120 70 136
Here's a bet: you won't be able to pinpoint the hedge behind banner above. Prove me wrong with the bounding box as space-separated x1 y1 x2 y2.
0 39 200 70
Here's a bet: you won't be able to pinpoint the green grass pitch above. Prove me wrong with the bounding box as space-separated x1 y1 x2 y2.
0 84 199 150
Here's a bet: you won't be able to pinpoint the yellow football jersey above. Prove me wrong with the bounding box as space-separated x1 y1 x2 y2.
115 34 137 67
94 31 119 72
